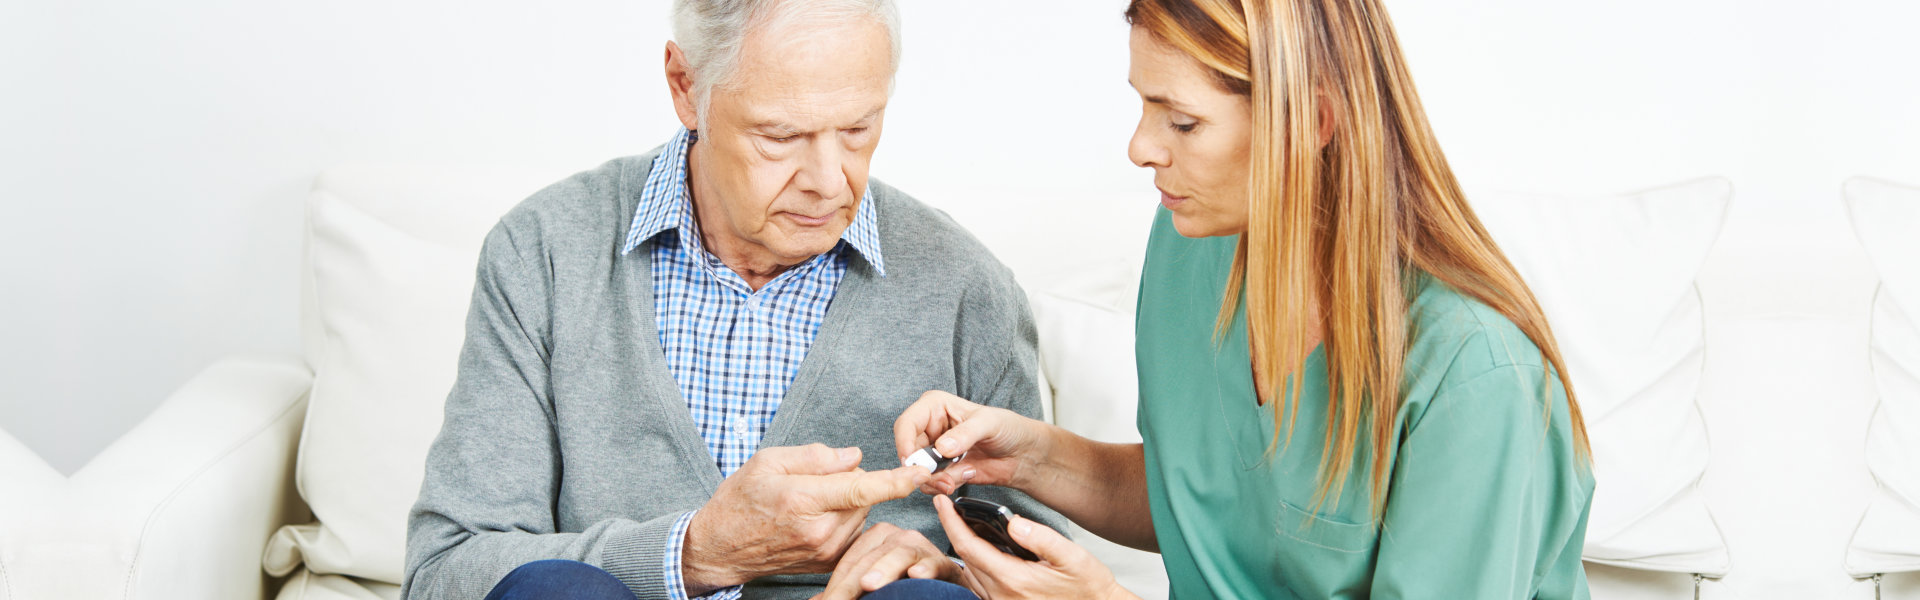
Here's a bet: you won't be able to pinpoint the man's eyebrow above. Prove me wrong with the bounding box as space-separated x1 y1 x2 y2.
750 121 804 136
850 106 884 125
747 108 884 135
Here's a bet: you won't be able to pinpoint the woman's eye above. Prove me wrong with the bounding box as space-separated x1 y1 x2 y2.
1171 121 1198 133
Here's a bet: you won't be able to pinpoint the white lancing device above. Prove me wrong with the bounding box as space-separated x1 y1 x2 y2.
902 446 963 473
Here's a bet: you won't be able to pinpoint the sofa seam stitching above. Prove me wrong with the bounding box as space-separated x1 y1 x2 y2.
117 383 312 599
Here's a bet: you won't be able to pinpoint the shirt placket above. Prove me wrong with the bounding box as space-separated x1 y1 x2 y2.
717 261 779 478
730 289 767 471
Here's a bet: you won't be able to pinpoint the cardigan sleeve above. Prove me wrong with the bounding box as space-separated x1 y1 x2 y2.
401 222 691 600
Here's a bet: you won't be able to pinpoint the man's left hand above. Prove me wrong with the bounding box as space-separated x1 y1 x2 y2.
813 521 962 600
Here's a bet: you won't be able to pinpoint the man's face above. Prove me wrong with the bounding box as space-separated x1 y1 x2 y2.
679 18 893 267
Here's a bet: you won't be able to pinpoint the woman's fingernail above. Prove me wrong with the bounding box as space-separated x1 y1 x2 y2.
862 572 882 588
960 467 977 480
837 447 860 463
936 438 955 454
1012 518 1032 537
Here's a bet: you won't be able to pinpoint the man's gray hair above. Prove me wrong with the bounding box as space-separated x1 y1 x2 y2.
673 0 902 122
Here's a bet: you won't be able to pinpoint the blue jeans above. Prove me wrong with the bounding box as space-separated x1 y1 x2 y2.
484 560 978 600
863 578 979 599
485 560 632 600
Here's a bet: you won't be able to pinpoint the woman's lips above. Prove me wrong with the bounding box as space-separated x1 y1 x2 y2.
1159 189 1188 210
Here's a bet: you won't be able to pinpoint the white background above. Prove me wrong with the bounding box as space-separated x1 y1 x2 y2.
2 1 1916 598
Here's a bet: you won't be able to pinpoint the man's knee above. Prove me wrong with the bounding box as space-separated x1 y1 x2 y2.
864 579 979 600
484 560 633 600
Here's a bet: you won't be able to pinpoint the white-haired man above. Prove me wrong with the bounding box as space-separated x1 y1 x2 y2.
401 1 1060 599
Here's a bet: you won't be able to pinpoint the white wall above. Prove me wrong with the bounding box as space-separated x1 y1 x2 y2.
3 0 1914 598
0 1 681 475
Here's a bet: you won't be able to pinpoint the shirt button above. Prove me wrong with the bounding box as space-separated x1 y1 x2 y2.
732 416 751 434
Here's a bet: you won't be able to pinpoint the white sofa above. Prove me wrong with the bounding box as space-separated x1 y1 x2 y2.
0 166 1748 600
0 358 312 600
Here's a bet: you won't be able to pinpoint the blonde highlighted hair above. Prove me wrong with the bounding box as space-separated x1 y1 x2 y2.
1126 0 1591 516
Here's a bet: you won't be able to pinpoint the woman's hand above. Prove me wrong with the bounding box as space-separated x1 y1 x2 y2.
893 391 1052 495
933 494 1136 600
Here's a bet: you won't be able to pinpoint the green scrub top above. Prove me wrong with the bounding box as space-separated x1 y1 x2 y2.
1135 208 1595 599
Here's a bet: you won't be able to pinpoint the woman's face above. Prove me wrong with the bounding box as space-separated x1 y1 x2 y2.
1127 27 1254 238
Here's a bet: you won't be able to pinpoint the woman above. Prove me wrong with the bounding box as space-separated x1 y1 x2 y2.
898 0 1595 597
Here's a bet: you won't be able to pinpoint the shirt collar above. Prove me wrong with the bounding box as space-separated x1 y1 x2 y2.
620 128 885 277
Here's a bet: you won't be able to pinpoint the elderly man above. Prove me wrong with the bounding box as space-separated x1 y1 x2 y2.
401 1 1060 600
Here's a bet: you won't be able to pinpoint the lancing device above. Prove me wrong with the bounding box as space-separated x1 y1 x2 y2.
902 446 964 473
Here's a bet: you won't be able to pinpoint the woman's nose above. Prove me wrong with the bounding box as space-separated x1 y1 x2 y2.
1128 119 1167 169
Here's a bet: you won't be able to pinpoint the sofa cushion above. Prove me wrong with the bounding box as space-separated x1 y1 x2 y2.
273 569 400 600
1472 177 1731 575
275 165 578 586
1844 176 1920 577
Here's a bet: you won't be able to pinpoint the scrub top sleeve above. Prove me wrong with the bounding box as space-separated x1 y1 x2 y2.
1369 363 1591 599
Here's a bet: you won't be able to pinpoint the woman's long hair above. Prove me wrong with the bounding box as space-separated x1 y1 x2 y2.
1126 0 1591 517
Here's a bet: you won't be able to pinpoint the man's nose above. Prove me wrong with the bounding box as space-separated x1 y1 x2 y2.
794 140 851 196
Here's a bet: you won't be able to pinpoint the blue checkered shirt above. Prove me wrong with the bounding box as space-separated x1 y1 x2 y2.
619 128 884 600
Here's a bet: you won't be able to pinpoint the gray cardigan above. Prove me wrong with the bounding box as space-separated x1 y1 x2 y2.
402 149 1064 600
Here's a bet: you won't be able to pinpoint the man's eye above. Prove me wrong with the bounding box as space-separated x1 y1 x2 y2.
1171 121 1198 133
769 135 798 143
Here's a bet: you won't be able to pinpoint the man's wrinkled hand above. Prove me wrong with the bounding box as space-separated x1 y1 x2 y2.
812 522 962 600
680 444 931 596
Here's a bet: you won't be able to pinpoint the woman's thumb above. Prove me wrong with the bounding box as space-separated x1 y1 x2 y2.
1007 515 1080 565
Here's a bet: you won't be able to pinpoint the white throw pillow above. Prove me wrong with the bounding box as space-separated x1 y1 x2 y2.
1844 176 1920 577
268 165 577 588
1471 177 1732 576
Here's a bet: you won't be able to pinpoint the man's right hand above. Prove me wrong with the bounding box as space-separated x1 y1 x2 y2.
680 444 932 595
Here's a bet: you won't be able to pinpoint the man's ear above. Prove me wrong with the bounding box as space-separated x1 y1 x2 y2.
665 41 701 132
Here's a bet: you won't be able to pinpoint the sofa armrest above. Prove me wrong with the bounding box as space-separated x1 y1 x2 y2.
0 428 67 600
70 355 314 600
